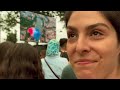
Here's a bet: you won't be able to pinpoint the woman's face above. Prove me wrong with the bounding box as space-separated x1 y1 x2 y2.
67 11 120 79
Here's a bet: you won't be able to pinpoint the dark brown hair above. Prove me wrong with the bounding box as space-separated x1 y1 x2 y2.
0 41 14 63
0 43 44 79
59 38 68 47
64 11 120 42
40 49 46 60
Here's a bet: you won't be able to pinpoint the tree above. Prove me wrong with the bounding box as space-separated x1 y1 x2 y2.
0 11 65 43
0 11 19 32
6 32 17 43
31 11 65 21
0 11 20 43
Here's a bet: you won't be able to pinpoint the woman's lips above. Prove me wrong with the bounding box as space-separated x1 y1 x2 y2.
75 59 97 65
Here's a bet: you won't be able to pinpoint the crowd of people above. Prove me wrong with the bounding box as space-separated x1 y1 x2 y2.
0 42 44 79
1 11 120 79
0 39 69 79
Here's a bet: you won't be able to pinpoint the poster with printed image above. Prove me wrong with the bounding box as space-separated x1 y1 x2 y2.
20 11 56 43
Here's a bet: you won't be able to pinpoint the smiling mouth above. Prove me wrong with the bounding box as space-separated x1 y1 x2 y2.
75 60 98 65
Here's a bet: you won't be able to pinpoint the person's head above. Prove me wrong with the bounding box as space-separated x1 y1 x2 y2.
59 38 68 52
46 39 60 56
0 41 14 63
0 43 44 79
64 11 120 79
40 49 46 59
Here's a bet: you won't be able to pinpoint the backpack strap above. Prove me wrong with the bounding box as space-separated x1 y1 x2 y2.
44 59 60 79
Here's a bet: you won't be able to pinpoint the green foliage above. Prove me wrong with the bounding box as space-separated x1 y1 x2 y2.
1 11 20 33
31 11 65 21
5 12 18 27
0 11 19 42
0 11 65 43
6 32 17 43
20 13 36 27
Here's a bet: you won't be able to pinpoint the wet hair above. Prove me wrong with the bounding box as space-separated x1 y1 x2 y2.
64 11 120 42
0 43 44 79
0 41 14 63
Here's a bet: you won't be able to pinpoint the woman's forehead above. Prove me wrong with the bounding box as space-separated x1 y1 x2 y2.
67 11 115 31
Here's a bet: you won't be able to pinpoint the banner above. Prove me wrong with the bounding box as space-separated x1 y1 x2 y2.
20 11 56 43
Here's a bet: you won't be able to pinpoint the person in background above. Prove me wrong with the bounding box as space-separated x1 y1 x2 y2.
34 45 47 60
0 43 44 79
64 11 120 79
59 38 76 79
0 41 14 62
40 49 46 60
59 38 69 61
41 39 68 79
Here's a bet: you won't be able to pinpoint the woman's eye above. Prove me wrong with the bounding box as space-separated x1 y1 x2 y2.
67 32 77 39
90 31 103 37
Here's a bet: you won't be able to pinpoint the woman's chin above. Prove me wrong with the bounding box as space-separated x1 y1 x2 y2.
75 70 97 79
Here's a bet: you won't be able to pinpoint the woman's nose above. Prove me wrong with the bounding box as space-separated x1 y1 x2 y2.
75 36 91 55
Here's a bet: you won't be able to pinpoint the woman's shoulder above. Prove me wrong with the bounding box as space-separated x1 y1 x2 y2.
61 64 77 79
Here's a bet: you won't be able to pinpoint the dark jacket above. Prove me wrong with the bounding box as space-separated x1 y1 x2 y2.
61 64 77 79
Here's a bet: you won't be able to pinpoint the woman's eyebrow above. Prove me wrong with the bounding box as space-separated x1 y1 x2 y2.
67 26 78 31
67 23 110 32
86 23 110 30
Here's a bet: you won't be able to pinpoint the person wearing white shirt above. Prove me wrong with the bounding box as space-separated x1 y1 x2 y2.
41 39 68 79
